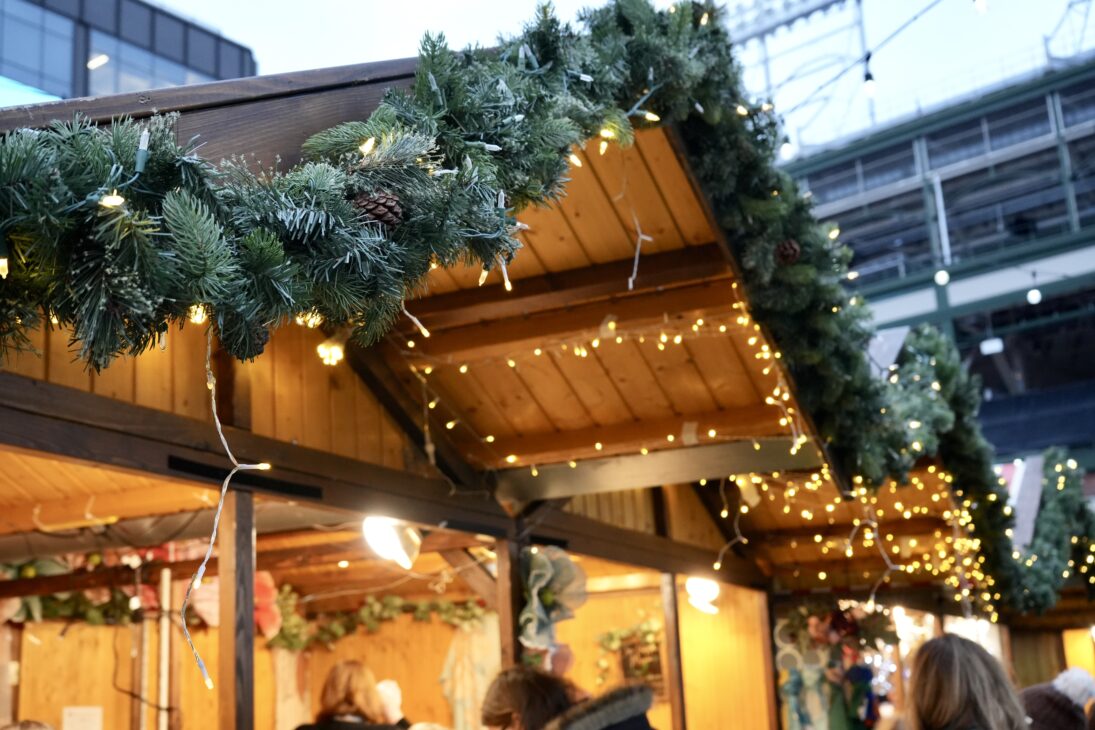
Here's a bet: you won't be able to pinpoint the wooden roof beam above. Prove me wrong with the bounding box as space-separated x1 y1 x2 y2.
756 516 949 548
408 243 729 332
496 438 823 502
403 277 735 364
480 405 785 467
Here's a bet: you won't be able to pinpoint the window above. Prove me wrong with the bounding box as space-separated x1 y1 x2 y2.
860 143 917 191
186 26 217 76
927 118 986 169
836 191 934 285
1060 79 1095 128
804 162 859 204
88 29 214 96
985 102 1051 151
118 0 151 47
153 12 185 63
0 0 74 99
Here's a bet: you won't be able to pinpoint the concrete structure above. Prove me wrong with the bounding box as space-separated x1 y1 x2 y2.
786 58 1095 462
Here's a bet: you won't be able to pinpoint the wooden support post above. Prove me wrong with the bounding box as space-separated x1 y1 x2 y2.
660 573 687 730
218 490 255 730
496 533 525 668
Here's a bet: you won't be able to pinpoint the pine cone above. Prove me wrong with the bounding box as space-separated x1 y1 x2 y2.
776 238 801 266
353 191 403 228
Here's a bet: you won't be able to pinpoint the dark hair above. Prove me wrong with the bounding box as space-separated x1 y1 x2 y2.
481 667 575 730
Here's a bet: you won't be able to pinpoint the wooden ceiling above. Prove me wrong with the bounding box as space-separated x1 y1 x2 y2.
727 466 971 597
387 129 801 474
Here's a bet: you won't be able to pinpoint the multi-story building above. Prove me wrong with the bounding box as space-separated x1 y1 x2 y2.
0 0 254 107
785 58 1095 466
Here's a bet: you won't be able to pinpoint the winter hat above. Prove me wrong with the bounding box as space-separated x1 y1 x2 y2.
1054 668 1095 707
1021 681 1086 730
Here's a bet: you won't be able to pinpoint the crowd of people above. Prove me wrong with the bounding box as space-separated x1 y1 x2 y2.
3 633 1095 728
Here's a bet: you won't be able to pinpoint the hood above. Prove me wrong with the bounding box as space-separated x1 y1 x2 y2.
544 685 653 730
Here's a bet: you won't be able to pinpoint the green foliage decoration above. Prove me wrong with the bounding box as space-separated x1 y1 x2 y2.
0 0 1089 612
267 586 489 652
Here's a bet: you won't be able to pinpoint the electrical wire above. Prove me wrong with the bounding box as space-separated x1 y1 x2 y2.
786 0 948 116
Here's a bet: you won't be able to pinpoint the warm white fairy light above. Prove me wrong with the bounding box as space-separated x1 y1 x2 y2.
99 189 125 208
359 137 377 155
187 304 208 325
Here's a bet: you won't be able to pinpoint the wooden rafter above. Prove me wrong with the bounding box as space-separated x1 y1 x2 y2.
478 405 784 466
757 516 948 548
404 278 735 364
407 243 729 331
496 439 823 502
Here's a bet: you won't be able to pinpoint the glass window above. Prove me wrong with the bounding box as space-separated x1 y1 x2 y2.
0 0 73 101
942 149 1068 264
861 143 917 191
153 12 184 62
805 162 859 204
118 0 151 47
985 102 1051 151
186 26 217 75
218 41 243 79
927 118 986 169
1061 79 1095 128
88 28 214 96
82 0 117 33
834 190 934 286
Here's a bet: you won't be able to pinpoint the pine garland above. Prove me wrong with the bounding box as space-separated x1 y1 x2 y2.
0 0 1088 612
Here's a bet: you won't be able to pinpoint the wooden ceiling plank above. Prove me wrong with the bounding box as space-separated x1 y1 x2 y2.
427 365 518 440
585 142 685 255
506 355 596 433
634 130 715 247
556 150 635 263
546 348 636 426
466 361 555 437
635 337 719 417
685 337 763 410
516 202 594 273
587 340 675 422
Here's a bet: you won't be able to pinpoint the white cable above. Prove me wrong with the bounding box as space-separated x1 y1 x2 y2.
179 329 270 691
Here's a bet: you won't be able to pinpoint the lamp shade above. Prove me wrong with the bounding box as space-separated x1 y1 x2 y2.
362 516 422 570
685 576 720 614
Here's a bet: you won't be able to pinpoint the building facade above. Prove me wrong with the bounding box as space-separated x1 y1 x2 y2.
785 59 1095 464
0 0 254 106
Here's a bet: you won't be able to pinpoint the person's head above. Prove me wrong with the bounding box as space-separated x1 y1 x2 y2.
481 666 575 730
907 634 1027 730
317 660 384 724
1053 667 1095 708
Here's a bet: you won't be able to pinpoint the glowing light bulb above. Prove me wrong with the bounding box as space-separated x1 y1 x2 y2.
505 454 517 464
568 153 583 167
187 304 208 325
359 137 377 155
100 190 125 208
934 269 950 286
1027 287 1042 305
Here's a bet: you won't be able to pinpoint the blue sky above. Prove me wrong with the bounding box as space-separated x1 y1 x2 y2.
153 0 1095 149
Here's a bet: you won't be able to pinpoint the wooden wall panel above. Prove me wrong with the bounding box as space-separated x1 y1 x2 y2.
45 326 91 392
553 587 672 729
5 327 45 381
1063 628 1095 677
677 581 776 730
568 490 657 534
135 334 174 412
665 484 726 552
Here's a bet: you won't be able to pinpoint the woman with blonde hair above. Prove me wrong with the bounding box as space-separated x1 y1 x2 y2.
296 660 409 730
906 634 1028 730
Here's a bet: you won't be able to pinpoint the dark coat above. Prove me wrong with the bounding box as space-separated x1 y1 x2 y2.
1021 682 1086 730
544 685 654 730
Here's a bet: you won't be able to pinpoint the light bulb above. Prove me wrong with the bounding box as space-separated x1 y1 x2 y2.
779 141 795 161
863 72 877 98
568 153 582 167
359 137 377 155
933 269 950 286
187 304 208 325
643 111 660 122
0 257 7 280
1026 288 1042 305
100 190 125 208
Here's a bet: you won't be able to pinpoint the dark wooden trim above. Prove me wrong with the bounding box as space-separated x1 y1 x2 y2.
407 244 729 332
496 535 525 668
218 490 254 730
0 371 511 536
660 574 687 730
345 342 484 491
495 438 822 503
440 549 497 611
652 487 670 538
530 505 765 589
0 57 418 131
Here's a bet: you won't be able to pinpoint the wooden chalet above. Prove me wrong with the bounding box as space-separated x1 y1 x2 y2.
0 56 1088 730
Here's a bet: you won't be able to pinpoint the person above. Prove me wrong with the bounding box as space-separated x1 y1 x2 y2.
296 660 410 730
481 666 652 730
1021 667 1095 730
905 634 1028 730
